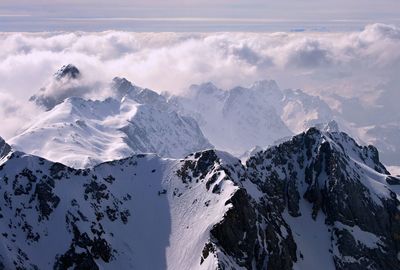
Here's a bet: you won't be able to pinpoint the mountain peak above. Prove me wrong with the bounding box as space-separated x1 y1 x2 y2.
111 77 141 98
189 82 221 96
54 64 80 80
30 65 86 110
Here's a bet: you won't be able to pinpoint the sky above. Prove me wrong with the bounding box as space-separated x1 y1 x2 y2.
1 0 400 31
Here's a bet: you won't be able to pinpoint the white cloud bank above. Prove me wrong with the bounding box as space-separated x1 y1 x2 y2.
0 23 400 138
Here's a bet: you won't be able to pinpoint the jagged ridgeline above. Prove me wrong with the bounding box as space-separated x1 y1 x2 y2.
0 128 399 269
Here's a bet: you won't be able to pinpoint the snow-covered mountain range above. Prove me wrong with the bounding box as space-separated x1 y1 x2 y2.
169 80 334 156
170 79 400 168
169 80 400 170
7 64 399 170
10 66 212 168
0 125 399 269
1 65 399 268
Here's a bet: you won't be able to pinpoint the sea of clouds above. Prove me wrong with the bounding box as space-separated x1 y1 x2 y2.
0 23 400 138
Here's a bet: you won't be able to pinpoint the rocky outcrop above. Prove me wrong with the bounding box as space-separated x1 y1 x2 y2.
54 64 81 80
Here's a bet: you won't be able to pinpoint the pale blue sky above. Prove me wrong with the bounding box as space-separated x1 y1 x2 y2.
1 0 400 31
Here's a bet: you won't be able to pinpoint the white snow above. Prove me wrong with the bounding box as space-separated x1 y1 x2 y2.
285 201 336 270
334 222 383 249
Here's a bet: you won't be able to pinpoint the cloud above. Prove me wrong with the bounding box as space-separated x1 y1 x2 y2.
1 23 400 138
0 92 41 139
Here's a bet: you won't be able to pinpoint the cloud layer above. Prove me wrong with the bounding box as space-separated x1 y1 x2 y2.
1 23 400 138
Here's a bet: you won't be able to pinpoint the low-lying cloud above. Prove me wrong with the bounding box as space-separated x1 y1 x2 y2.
1 23 400 138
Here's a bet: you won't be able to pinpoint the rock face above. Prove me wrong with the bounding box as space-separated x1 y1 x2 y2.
0 129 399 269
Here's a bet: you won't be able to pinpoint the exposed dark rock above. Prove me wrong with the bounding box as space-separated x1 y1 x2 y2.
84 180 109 203
31 178 60 221
211 189 258 268
55 64 81 80
200 242 215 265
177 150 219 184
387 176 400 185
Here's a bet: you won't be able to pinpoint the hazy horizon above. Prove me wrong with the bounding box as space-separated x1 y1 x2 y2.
1 0 400 32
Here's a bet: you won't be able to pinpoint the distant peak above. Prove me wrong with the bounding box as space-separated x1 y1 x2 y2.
112 77 133 89
190 82 220 94
200 81 218 89
111 77 140 97
54 64 80 80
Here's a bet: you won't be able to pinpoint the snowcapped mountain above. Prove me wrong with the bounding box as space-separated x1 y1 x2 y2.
0 126 399 269
10 65 399 171
169 80 335 156
10 66 212 168
169 79 400 168
0 138 241 269
241 126 400 270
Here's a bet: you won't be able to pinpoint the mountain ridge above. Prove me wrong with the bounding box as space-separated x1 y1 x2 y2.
0 127 399 269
